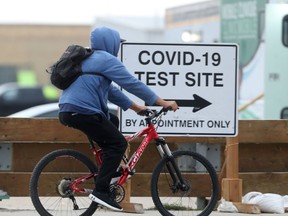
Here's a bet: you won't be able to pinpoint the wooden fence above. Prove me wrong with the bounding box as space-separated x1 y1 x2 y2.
1 118 288 202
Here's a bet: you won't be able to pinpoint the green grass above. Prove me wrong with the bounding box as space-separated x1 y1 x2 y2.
147 203 193 211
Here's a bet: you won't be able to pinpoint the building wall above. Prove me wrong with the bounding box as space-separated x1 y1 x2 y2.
94 16 164 43
164 0 220 43
0 3 218 86
0 24 91 84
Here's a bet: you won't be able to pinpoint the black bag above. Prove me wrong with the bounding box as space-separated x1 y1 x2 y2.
47 44 102 90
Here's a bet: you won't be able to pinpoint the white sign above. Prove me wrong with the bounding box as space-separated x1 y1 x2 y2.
120 43 238 137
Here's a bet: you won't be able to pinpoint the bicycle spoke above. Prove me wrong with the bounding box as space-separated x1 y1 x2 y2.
30 149 98 216
151 151 219 216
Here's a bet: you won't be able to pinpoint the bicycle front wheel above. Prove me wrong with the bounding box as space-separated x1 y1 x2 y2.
30 149 98 216
151 150 219 216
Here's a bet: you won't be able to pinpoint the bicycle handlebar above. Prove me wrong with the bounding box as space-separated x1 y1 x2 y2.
156 106 172 116
137 106 172 119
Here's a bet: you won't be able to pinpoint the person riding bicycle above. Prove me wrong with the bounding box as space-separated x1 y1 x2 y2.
58 26 178 211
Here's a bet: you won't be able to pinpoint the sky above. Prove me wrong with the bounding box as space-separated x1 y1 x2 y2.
0 0 208 25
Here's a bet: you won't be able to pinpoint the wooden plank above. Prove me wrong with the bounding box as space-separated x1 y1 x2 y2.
121 202 144 214
226 136 239 179
0 172 31 196
222 178 242 202
2 118 288 144
0 172 129 202
0 118 85 142
131 172 288 196
2 172 288 197
0 118 225 143
131 173 216 197
3 118 288 144
222 136 242 202
238 120 288 143
4 118 288 204
240 172 288 195
0 172 214 197
239 143 288 172
12 143 94 172
233 202 261 214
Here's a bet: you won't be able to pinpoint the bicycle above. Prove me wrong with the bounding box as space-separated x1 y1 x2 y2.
29 107 219 216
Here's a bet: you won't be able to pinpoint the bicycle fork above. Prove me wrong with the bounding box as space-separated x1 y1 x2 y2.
155 137 190 192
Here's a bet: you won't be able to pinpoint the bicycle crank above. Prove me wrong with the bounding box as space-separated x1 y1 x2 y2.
109 183 125 203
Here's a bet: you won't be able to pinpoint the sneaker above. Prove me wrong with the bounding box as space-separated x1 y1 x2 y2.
89 190 123 211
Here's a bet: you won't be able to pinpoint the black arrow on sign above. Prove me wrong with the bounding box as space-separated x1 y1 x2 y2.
176 94 211 113
147 94 212 113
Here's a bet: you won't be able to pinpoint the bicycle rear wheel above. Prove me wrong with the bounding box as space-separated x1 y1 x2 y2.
30 149 98 216
151 150 219 216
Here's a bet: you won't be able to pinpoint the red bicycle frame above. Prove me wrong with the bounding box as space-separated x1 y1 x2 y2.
71 111 166 193
118 122 159 184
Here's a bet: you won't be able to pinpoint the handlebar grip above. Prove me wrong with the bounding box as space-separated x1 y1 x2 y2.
137 109 153 116
162 106 173 113
166 106 173 111
138 106 175 118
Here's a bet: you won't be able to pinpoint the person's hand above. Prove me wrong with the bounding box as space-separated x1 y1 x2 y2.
162 100 178 111
137 109 151 116
154 97 178 111
129 102 149 115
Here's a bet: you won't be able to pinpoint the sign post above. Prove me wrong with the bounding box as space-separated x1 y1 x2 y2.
120 43 238 137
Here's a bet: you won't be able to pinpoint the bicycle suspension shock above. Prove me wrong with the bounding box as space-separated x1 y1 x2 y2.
155 137 172 158
156 137 189 191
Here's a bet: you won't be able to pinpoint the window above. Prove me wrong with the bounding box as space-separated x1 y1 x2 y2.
282 15 288 47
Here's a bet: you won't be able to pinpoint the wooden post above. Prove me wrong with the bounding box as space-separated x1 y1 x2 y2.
222 136 242 202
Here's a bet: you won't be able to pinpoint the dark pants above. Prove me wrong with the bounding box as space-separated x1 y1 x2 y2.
59 112 128 193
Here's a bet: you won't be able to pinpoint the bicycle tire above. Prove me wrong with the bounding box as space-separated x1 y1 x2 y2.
151 150 219 216
30 149 98 216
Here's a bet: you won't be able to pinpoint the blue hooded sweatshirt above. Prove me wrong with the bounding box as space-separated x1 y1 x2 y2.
59 26 158 118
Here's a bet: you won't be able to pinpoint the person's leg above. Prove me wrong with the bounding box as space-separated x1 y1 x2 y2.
109 112 119 128
59 112 127 211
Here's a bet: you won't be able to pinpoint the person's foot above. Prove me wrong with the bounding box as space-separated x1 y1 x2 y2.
89 190 123 211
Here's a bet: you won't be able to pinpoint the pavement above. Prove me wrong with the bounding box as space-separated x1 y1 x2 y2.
0 197 288 216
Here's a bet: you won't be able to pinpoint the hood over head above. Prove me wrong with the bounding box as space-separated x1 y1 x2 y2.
90 26 121 57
